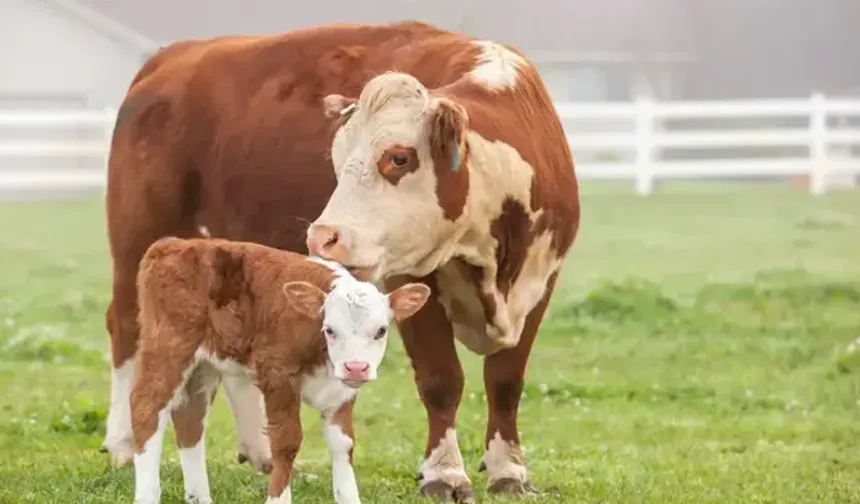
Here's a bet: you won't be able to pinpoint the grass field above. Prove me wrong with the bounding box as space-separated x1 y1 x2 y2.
1 182 859 503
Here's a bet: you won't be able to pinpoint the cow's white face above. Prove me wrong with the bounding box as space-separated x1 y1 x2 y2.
282 277 430 388
307 72 470 281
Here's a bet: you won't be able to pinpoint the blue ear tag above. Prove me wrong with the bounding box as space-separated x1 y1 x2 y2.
451 143 461 172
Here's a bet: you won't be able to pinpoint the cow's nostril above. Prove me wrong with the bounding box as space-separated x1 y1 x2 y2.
321 229 339 249
307 225 342 257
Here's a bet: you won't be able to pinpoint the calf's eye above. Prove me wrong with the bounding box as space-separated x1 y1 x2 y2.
374 327 388 340
323 326 336 339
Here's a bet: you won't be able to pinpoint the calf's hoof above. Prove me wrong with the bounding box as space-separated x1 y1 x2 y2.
488 478 540 497
185 494 213 504
237 452 272 475
419 480 475 503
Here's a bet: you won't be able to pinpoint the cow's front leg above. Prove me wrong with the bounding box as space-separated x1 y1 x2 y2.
388 275 473 503
262 386 302 504
480 274 557 496
223 374 272 475
323 399 361 504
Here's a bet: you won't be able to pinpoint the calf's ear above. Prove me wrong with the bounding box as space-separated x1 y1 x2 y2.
387 282 432 321
282 281 327 319
322 94 358 119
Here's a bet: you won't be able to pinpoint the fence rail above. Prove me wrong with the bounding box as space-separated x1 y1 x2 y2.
1 95 859 196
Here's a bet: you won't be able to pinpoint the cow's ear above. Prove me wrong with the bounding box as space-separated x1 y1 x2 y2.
323 94 358 119
429 98 468 173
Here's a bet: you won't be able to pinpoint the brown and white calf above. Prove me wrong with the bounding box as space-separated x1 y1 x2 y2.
130 237 430 504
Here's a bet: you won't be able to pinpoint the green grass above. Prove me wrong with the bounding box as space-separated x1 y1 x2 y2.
1 182 859 503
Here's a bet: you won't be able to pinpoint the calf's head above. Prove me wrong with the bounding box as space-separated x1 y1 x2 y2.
283 276 431 388
307 72 470 281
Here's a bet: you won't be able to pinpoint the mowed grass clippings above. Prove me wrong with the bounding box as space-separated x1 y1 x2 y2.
1 182 859 503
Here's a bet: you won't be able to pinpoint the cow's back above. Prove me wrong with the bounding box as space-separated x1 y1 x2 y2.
107 22 478 257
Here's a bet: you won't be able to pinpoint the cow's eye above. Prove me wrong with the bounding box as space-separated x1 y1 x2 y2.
323 326 336 339
374 326 388 340
390 153 409 167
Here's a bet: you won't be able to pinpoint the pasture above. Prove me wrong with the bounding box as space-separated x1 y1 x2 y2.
1 182 859 503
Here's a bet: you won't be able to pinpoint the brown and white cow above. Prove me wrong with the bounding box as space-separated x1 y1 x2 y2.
103 20 579 502
130 236 430 504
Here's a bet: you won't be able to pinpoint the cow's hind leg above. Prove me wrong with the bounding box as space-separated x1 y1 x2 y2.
102 297 137 468
172 364 221 504
387 275 473 503
102 92 199 467
479 273 558 496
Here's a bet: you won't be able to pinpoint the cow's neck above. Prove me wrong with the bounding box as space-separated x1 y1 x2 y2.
455 131 535 267
437 131 563 355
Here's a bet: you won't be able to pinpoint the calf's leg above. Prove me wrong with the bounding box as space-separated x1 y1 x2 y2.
172 364 221 504
323 399 360 504
262 386 302 504
131 362 196 504
479 273 558 495
133 408 171 504
223 374 272 474
386 275 472 503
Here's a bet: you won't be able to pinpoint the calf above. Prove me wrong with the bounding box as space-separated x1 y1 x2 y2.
130 237 431 504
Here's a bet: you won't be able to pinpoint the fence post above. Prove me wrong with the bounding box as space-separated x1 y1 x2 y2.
808 93 828 195
634 95 655 196
102 106 117 194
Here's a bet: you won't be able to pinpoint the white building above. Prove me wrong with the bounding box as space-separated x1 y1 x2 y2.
0 0 156 109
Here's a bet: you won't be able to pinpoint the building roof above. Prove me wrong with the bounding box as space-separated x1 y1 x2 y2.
72 0 696 58
38 0 158 54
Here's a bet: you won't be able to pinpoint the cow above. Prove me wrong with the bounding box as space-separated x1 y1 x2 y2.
130 236 431 504
103 20 580 502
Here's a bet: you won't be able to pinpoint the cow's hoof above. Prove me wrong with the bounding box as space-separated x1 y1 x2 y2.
419 480 475 503
237 452 272 475
488 478 540 497
101 439 134 469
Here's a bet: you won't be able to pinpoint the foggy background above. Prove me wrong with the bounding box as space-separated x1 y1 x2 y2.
2 0 859 108
0 0 858 198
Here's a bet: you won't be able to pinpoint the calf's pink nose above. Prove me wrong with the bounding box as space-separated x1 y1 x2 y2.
343 361 371 381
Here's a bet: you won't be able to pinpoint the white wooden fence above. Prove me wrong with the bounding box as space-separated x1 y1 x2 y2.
1 94 859 196
0 108 115 192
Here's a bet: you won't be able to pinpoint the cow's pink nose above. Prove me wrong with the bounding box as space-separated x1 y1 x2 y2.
306 225 349 262
343 361 371 381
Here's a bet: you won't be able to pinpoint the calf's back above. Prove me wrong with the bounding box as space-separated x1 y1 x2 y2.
136 237 336 374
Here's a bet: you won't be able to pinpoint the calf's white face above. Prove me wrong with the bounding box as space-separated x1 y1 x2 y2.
283 277 430 388
306 72 469 281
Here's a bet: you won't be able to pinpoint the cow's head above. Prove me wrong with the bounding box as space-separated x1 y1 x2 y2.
282 275 431 388
307 72 470 281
